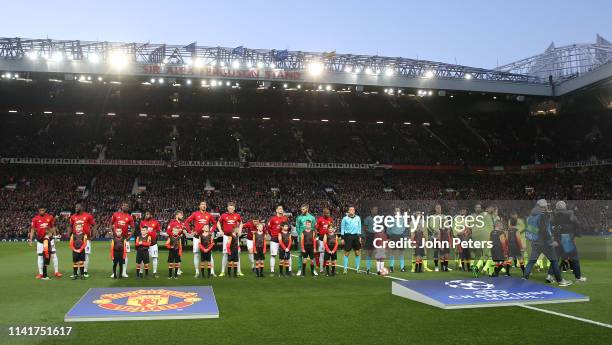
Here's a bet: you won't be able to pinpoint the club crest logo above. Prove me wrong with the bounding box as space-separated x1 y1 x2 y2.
93 289 202 312
445 280 495 291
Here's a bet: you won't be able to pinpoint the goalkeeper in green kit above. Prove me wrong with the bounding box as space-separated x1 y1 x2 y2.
470 203 497 277
295 204 316 276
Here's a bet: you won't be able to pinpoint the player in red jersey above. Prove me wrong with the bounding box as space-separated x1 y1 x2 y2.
70 202 95 277
140 210 161 278
267 205 288 275
243 217 263 273
29 207 61 278
185 201 218 277
216 201 243 277
315 208 333 273
110 202 135 278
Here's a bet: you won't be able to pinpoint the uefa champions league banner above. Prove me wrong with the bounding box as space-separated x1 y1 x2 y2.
65 286 219 322
392 278 588 309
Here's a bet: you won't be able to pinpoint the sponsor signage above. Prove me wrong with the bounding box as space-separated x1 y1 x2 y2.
392 278 589 309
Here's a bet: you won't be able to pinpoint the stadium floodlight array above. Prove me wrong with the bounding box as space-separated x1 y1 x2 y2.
0 37 543 84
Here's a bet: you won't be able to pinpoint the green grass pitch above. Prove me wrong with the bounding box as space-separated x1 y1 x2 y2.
0 241 611 345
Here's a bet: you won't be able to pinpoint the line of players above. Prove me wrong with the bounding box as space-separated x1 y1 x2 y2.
30 199 582 283
29 200 348 279
363 202 584 285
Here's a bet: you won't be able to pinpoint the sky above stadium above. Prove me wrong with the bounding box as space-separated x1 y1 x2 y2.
3 0 611 69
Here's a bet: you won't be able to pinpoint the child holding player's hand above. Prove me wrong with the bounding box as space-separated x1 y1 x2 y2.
278 222 292 276
253 223 267 277
110 228 126 279
198 225 215 278
323 224 339 276
70 226 88 280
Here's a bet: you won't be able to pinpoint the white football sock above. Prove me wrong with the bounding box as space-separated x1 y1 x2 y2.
52 253 59 273
210 255 215 274
84 254 90 272
37 255 43 275
152 257 158 274
270 256 276 272
193 253 200 274
123 256 128 275
249 253 254 268
221 253 228 273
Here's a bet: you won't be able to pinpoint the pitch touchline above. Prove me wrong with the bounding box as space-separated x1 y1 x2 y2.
289 254 409 281
289 255 612 329
518 305 612 329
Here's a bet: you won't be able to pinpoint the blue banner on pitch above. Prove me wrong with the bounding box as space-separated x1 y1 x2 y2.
392 278 588 309
65 286 219 321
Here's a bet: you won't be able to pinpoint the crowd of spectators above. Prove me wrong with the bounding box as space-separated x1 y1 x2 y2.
0 165 609 240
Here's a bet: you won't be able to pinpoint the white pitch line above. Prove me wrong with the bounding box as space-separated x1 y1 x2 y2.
290 254 409 281
290 254 611 329
519 304 612 329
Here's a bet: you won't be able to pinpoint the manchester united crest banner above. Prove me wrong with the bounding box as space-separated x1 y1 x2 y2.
65 286 219 321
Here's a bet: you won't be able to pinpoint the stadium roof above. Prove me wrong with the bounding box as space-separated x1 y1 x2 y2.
0 36 610 96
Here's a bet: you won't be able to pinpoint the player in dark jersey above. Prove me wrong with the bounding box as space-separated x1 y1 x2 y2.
507 217 525 275
110 228 127 279
412 213 426 273
490 220 509 277
454 207 472 271
135 230 151 278
253 223 267 277
198 225 215 278
300 220 317 277
278 222 292 277
225 227 240 277
438 225 454 272
323 224 340 276
166 211 186 279
69 226 88 280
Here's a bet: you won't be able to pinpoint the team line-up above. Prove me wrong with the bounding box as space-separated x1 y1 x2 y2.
28 199 584 286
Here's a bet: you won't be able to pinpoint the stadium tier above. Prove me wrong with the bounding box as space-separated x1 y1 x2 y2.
0 79 610 165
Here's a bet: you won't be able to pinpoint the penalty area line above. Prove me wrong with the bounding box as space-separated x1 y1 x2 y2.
518 304 612 330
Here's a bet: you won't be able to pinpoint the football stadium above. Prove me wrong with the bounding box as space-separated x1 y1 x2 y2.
0 2 611 344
